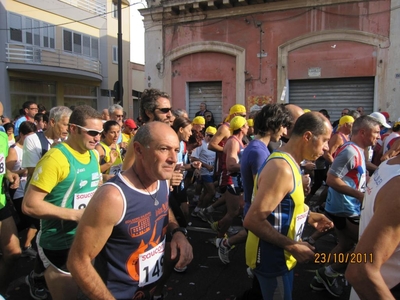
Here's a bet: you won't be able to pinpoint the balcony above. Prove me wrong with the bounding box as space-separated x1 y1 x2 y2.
6 44 102 77
59 0 106 16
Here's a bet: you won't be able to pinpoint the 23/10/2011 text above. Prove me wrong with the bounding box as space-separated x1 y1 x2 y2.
314 252 373 264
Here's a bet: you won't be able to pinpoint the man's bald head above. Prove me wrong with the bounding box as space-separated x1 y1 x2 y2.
284 104 304 139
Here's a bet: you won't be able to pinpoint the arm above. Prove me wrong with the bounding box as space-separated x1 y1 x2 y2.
365 147 378 173
322 134 342 164
67 185 123 300
326 173 364 203
208 125 229 152
167 208 193 269
6 147 27 177
121 139 135 171
225 138 240 173
346 179 400 300
381 138 400 161
243 159 315 263
22 184 83 221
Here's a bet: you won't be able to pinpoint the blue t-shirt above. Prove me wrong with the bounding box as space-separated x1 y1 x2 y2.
240 139 270 216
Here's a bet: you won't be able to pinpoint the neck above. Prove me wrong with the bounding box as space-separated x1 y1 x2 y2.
132 165 157 191
65 137 86 154
45 127 58 140
255 134 271 146
280 138 303 164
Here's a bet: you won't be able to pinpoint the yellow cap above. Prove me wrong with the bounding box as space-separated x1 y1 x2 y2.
339 115 355 126
247 119 254 127
205 126 217 135
230 116 247 134
303 109 311 113
192 116 205 125
229 104 246 115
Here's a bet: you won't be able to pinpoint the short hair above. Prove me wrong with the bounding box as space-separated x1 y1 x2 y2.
133 122 154 147
140 89 170 123
4 122 14 132
352 115 381 135
172 117 192 133
69 105 102 127
103 120 120 132
254 104 291 136
19 121 37 135
49 106 72 123
108 104 123 115
173 108 188 118
291 112 330 138
38 104 46 114
22 101 36 110
348 110 361 119
34 113 49 124
200 102 207 109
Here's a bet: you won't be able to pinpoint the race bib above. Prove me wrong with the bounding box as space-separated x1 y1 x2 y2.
73 190 96 210
294 210 308 242
0 154 5 175
138 238 165 287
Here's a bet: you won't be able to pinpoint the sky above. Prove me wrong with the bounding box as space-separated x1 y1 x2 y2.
129 0 146 64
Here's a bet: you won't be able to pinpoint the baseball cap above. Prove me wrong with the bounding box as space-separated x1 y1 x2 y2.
303 109 311 113
229 104 246 116
247 119 254 127
229 116 247 133
192 116 205 125
339 115 354 126
205 126 217 135
369 112 391 128
124 118 137 129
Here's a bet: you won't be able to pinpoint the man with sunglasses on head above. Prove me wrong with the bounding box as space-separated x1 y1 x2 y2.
22 105 103 300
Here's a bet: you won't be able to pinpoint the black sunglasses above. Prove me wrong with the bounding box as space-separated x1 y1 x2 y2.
206 134 214 137
155 107 172 113
72 124 103 137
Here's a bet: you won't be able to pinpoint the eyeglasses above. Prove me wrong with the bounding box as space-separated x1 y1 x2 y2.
115 115 124 118
71 124 103 137
206 134 214 137
205 115 212 118
155 107 172 114
29 107 38 110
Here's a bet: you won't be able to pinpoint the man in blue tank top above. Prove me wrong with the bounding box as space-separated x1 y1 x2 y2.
244 112 334 300
68 121 193 300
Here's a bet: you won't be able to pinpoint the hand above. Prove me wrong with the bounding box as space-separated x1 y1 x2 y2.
6 170 20 190
302 161 316 172
191 161 202 169
206 165 214 172
109 149 118 164
170 232 193 270
288 242 315 263
170 171 184 186
302 174 311 195
308 212 334 232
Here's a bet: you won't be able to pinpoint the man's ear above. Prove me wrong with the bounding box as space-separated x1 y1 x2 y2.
304 131 313 142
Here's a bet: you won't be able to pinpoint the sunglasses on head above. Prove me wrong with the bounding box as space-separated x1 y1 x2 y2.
71 124 103 137
155 107 172 113
206 134 214 137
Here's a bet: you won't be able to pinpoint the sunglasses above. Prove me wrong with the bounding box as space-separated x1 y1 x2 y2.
115 114 124 118
155 107 172 113
206 134 214 137
72 124 103 137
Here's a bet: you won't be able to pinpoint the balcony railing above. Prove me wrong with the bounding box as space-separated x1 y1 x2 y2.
59 0 106 16
6 44 102 75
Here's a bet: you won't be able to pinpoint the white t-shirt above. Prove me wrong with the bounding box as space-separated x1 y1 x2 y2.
21 133 53 168
191 140 215 176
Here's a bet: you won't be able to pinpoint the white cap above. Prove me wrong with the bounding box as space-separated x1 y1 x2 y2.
369 112 391 128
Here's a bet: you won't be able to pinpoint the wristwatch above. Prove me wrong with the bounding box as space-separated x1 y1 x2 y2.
171 227 188 237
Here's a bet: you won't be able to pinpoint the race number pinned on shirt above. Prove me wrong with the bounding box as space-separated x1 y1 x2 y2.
0 154 5 175
294 210 308 242
73 190 96 210
138 238 165 287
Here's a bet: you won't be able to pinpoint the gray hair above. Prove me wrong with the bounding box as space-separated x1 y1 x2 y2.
352 115 381 135
108 104 123 115
173 108 188 118
49 106 72 122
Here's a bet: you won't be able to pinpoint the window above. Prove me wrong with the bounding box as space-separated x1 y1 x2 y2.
112 45 118 63
10 13 22 42
63 30 72 52
91 38 98 59
112 4 118 19
73 33 81 54
9 13 54 48
83 35 91 56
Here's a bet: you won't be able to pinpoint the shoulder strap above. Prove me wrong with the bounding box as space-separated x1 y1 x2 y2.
36 131 49 157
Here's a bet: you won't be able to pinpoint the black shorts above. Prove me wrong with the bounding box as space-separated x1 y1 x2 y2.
325 212 359 231
41 248 70 273
0 203 13 221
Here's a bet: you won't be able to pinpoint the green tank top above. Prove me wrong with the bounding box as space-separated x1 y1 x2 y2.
0 132 9 209
39 143 101 250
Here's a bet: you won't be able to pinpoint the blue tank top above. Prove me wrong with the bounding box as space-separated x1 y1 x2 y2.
95 173 169 299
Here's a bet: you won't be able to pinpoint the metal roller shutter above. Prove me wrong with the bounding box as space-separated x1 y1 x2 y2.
188 81 222 125
289 77 374 122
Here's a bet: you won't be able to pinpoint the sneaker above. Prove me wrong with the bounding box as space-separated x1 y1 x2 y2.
316 267 344 297
198 208 214 224
211 221 219 232
25 271 48 300
227 226 239 236
218 238 231 264
246 267 254 279
21 246 37 259
310 275 325 291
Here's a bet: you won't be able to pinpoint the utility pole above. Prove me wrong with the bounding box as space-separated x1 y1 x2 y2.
116 0 123 105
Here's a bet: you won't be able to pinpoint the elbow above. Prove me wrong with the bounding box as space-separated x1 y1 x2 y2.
345 264 363 287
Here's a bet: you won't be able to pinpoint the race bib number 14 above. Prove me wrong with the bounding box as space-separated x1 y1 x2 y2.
138 238 165 287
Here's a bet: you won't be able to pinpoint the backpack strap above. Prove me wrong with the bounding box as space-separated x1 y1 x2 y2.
36 131 49 157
